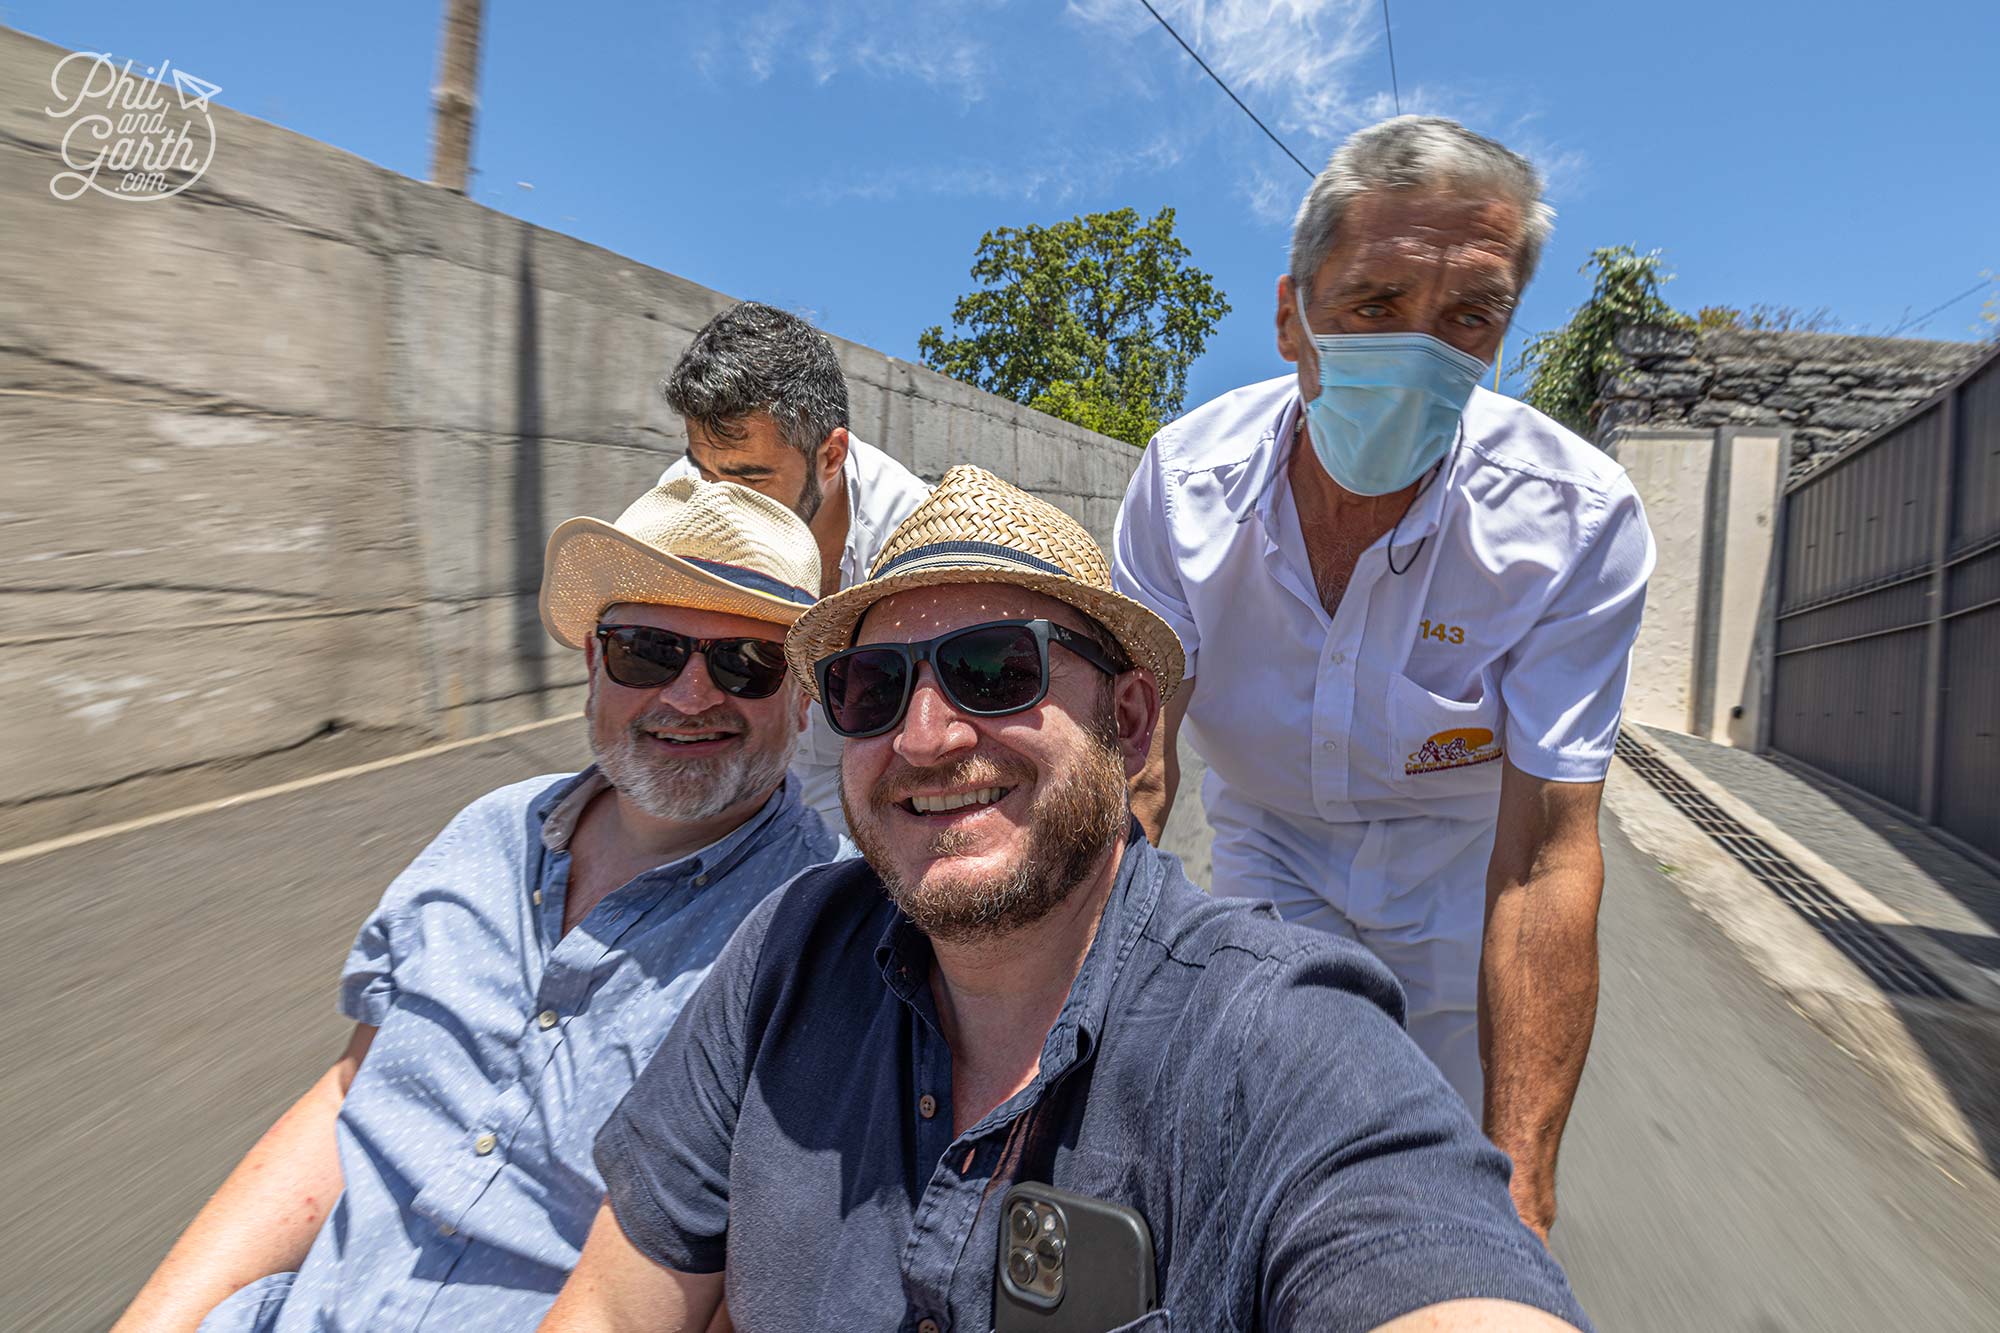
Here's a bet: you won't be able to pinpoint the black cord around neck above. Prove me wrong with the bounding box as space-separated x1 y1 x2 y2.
1386 424 1461 576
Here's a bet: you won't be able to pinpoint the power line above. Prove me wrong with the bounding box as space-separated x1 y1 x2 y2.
1884 277 1993 338
1132 0 1314 178
1381 0 1402 114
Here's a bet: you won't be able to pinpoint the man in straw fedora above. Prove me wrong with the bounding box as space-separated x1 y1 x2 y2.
543 467 1590 1333
119 477 843 1333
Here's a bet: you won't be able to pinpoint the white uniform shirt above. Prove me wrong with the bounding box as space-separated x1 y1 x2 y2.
662 435 930 830
1112 375 1653 1029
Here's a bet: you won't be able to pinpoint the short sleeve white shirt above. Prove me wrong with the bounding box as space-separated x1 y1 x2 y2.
662 436 930 829
1112 376 1654 977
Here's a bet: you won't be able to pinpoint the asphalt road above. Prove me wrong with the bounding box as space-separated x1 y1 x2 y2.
3 728 1997 1330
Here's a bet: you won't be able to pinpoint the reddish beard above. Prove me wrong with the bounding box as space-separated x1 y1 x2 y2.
844 709 1127 943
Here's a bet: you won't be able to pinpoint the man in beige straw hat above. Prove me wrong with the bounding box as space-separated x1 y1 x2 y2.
119 476 842 1333
543 467 1591 1333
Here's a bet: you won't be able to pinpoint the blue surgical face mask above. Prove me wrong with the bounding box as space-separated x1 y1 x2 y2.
1292 287 1488 497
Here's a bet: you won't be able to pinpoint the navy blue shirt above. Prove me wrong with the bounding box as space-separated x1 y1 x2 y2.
595 832 1590 1333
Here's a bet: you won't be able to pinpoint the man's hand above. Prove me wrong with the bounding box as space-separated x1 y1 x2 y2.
1479 764 1607 1243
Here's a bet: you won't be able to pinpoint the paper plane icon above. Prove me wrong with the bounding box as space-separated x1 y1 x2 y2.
169 66 221 111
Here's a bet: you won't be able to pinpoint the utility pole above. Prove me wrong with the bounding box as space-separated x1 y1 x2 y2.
429 0 485 193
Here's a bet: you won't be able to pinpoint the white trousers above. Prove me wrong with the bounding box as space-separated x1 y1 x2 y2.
1206 795 1489 1112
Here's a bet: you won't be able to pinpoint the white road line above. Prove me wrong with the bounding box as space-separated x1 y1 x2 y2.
0 713 583 868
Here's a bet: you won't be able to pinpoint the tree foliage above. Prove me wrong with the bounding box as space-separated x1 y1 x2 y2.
1514 246 1691 436
918 207 1230 448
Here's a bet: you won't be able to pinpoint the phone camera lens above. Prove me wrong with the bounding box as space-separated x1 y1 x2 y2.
1008 1247 1039 1288
1010 1205 1038 1241
1034 1233 1065 1266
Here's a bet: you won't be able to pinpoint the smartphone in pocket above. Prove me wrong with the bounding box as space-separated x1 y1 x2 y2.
993 1181 1157 1331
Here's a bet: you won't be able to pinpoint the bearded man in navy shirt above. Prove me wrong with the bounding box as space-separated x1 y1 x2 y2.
544 467 1592 1333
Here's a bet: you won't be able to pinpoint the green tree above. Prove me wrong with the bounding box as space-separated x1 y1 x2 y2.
919 206 1230 447
1515 246 1691 436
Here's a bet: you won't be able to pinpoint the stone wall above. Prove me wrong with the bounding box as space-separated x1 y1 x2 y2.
1599 325 1985 476
0 27 1149 847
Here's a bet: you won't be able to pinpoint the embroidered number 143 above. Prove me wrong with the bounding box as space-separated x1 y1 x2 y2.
1419 619 1465 645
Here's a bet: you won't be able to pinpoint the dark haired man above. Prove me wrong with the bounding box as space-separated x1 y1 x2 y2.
660 300 930 831
540 468 1591 1333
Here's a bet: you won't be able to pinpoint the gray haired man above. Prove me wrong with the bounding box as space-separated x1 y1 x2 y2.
660 301 930 831
1113 116 1655 1240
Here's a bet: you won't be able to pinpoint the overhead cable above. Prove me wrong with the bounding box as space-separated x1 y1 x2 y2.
1132 0 1314 178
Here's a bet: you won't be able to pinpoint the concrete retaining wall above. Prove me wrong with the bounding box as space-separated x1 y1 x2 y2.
0 27 1146 847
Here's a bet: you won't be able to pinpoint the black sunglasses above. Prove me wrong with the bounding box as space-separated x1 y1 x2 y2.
814 618 1127 739
594 624 791 699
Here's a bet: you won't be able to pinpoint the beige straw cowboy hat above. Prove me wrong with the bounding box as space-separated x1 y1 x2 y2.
540 475 821 648
785 465 1185 702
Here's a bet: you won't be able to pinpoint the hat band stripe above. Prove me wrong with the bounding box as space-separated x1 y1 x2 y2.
875 541 1067 580
682 555 815 606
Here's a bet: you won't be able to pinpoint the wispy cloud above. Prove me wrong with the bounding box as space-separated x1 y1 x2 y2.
1067 0 1384 151
1066 3 1586 201
808 132 1187 206
698 0 996 102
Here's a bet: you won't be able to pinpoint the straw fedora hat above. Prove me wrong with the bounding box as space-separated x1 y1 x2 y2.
540 475 821 649
785 465 1184 702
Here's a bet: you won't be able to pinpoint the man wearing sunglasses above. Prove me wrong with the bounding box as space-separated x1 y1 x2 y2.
119 477 843 1333
658 301 931 833
542 467 1591 1333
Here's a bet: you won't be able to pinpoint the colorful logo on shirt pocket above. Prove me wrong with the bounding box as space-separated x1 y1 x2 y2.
1406 727 1503 775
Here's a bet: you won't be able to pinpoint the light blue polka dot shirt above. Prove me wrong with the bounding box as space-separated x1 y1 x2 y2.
198 767 844 1332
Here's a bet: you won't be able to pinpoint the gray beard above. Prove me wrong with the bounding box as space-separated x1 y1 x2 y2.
843 712 1127 945
593 705 798 822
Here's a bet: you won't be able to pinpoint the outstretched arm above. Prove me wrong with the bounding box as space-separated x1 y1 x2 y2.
539 1205 724 1333
1375 1298 1583 1331
1480 764 1606 1240
113 1023 375 1332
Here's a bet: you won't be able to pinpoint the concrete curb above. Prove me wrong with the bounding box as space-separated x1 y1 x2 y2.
1604 753 2000 1176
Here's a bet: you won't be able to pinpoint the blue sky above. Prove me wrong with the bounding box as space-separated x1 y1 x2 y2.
12 0 1997 405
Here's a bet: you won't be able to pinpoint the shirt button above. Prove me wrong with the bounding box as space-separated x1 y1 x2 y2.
1332 651 1346 665
917 1094 937 1120
1323 740 1337 750
693 874 708 887
474 1132 497 1156
438 1222 456 1237
918 1320 942 1333
537 1009 559 1030
532 889 543 906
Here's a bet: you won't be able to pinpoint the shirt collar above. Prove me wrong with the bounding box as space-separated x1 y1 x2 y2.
870 819 1162 1085
838 442 868 583
1247 390 1454 549
533 764 802 884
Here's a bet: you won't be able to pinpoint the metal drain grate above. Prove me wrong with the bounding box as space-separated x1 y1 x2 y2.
1615 730 1961 1001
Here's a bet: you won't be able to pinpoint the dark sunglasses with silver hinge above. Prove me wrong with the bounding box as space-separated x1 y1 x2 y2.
814 618 1128 739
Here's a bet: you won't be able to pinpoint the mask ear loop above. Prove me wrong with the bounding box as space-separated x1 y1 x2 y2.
1386 421 1461 576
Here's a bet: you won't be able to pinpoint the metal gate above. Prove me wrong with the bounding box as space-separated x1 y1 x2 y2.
1767 342 2000 868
